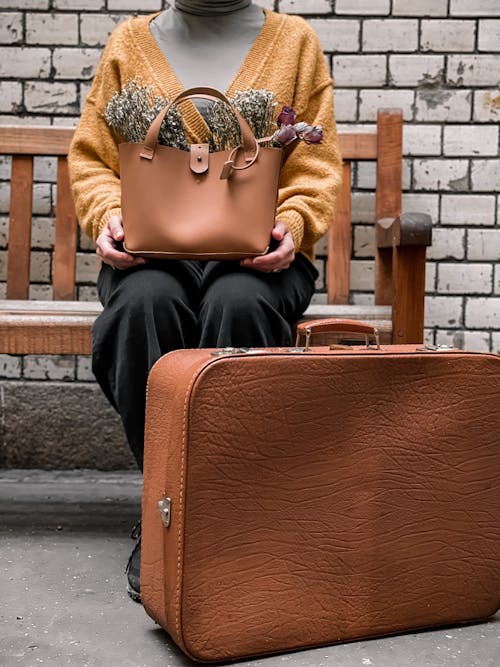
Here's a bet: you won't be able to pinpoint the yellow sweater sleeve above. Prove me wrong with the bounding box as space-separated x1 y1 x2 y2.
68 28 125 243
276 29 343 258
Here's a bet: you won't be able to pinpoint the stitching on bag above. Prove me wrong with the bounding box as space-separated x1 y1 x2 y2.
175 367 205 646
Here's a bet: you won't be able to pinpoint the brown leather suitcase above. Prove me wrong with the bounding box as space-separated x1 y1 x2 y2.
141 320 500 663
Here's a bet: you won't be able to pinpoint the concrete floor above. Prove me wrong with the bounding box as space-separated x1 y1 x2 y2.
1 471 499 667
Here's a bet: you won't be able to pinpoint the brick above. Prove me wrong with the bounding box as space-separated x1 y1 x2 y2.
281 0 331 13
471 160 500 192
76 356 95 382
333 55 386 87
351 293 374 305
80 14 124 47
76 253 100 283
415 89 472 122
0 0 47 6
24 82 79 115
423 328 435 346
393 0 448 16
255 0 274 8
401 193 439 220
314 258 325 290
436 330 491 352
478 20 500 52
33 184 51 216
0 354 21 379
30 251 51 283
0 81 21 113
438 263 492 295
32 218 55 249
425 296 463 327
350 260 374 291
467 229 500 261
55 0 104 8
77 285 98 300
351 192 375 223
495 265 500 295
465 298 500 328
29 284 52 300
442 195 496 226
0 47 50 78
357 161 376 189
23 355 75 381
308 19 359 51
413 159 469 192
444 125 499 157
53 48 101 80
389 55 444 87
448 56 500 87
403 124 441 156
107 0 161 9
34 156 57 183
26 14 78 46
332 89 358 122
359 90 414 122
335 0 390 14
427 228 465 261
0 114 51 125
421 20 475 52
425 263 436 292
79 230 96 252
473 90 500 122
353 225 374 258
0 12 22 44
363 20 418 52
0 249 5 279
450 0 500 17
493 332 500 354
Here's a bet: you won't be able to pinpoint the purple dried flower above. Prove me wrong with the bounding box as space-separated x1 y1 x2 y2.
302 124 323 144
277 105 297 127
273 124 298 146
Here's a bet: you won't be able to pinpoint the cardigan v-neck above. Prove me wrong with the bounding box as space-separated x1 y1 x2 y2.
128 8 285 143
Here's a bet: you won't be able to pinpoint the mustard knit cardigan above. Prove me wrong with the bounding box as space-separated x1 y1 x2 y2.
68 9 343 261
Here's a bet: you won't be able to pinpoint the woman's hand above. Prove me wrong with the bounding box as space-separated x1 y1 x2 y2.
240 221 295 273
96 215 147 270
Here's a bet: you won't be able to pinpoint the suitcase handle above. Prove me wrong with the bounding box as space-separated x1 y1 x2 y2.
295 318 380 351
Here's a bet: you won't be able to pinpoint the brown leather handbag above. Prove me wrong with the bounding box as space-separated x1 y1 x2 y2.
119 87 283 261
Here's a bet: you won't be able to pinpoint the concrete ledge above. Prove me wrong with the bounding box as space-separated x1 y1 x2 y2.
0 382 136 470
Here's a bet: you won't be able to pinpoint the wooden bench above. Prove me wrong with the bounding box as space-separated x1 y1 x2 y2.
0 110 431 356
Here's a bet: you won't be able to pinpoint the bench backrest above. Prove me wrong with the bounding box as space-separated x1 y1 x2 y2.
0 110 402 304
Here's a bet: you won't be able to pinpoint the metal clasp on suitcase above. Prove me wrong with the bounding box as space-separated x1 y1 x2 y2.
211 347 269 357
158 497 172 528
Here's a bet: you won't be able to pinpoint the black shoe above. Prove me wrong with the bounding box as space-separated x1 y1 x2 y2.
125 520 141 603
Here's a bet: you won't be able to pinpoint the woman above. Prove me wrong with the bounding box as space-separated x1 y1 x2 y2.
68 0 342 602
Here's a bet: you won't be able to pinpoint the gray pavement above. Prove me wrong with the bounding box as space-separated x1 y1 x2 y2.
1 470 499 667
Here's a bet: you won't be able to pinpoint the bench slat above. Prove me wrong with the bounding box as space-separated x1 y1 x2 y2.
0 315 93 355
328 161 351 304
338 133 377 160
53 157 78 300
6 156 34 299
0 126 74 155
375 110 403 306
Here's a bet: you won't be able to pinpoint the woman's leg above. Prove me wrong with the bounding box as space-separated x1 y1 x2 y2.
92 261 202 468
198 253 318 347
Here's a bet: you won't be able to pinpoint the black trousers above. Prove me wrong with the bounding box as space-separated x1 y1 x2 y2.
92 256 318 468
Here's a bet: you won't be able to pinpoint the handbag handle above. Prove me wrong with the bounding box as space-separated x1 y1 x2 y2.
142 86 259 168
295 318 381 351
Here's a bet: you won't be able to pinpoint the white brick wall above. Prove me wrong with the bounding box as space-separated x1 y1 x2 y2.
0 0 497 373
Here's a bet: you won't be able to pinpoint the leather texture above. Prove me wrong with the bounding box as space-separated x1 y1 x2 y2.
142 346 500 663
120 87 283 260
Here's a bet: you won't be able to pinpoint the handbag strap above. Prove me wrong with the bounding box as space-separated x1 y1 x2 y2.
142 86 258 166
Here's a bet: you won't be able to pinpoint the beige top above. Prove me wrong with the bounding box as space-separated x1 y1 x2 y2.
150 4 265 94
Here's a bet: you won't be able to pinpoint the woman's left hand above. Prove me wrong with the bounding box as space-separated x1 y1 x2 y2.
240 221 295 273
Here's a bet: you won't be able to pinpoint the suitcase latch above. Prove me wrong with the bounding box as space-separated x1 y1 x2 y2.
158 497 172 528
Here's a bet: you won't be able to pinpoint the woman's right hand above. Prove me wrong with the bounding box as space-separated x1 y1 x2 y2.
95 215 147 270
